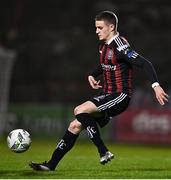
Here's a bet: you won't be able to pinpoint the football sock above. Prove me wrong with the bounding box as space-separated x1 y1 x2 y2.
47 130 79 170
76 113 108 156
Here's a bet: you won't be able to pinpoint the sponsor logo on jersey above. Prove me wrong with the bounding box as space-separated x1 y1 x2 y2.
101 63 116 71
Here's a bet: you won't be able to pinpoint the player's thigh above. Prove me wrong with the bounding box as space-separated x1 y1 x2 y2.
91 92 130 117
106 95 130 117
74 101 99 115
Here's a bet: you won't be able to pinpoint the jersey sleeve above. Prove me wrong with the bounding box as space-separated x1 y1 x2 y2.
117 47 159 84
89 64 103 78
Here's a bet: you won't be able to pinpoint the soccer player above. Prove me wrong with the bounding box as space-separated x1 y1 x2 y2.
29 11 169 171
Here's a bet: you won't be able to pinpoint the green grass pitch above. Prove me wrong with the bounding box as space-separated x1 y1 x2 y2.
1 137 171 179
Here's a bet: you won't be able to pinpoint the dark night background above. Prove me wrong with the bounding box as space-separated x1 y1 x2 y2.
1 0 171 105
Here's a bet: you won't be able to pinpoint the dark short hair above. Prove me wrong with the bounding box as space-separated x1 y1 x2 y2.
95 11 118 31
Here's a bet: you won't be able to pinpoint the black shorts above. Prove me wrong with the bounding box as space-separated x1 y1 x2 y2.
90 92 130 128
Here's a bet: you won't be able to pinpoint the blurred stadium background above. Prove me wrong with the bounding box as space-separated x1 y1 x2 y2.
0 0 171 144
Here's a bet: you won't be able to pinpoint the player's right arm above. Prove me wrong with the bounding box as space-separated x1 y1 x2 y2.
88 75 102 89
88 64 103 89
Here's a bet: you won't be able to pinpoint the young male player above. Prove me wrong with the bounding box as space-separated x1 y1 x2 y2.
29 11 169 171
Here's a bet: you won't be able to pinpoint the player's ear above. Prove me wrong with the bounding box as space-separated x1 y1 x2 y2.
109 24 115 32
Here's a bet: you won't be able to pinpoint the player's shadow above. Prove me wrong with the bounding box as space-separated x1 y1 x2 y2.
0 170 57 178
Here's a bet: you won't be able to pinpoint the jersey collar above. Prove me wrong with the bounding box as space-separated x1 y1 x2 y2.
106 32 119 45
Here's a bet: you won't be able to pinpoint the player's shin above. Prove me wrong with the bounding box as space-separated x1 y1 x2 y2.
47 130 79 170
76 113 108 156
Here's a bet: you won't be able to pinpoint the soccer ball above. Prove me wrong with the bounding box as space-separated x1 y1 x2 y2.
7 129 31 153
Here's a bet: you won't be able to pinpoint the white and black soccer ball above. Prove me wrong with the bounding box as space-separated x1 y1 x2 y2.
7 129 31 153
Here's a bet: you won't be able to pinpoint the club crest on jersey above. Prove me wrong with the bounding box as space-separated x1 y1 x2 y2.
108 49 113 60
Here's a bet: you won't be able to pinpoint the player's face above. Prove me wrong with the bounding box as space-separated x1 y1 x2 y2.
95 20 115 42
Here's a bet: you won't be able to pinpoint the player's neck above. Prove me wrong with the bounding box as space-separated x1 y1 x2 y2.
106 32 119 45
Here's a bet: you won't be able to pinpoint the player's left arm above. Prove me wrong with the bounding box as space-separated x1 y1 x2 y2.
152 84 169 106
118 48 169 105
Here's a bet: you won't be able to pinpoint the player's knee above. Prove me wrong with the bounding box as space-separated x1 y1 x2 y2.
74 105 89 115
68 120 82 134
74 106 83 115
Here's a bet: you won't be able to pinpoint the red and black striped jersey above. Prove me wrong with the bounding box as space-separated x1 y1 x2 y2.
90 33 158 97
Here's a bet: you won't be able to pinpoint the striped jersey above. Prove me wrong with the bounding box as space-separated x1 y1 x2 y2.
91 32 158 97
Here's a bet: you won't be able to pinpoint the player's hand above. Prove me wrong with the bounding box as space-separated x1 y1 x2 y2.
153 85 169 105
88 75 102 89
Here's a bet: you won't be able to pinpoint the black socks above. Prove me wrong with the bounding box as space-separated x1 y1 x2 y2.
47 113 107 170
48 130 78 170
76 113 108 156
